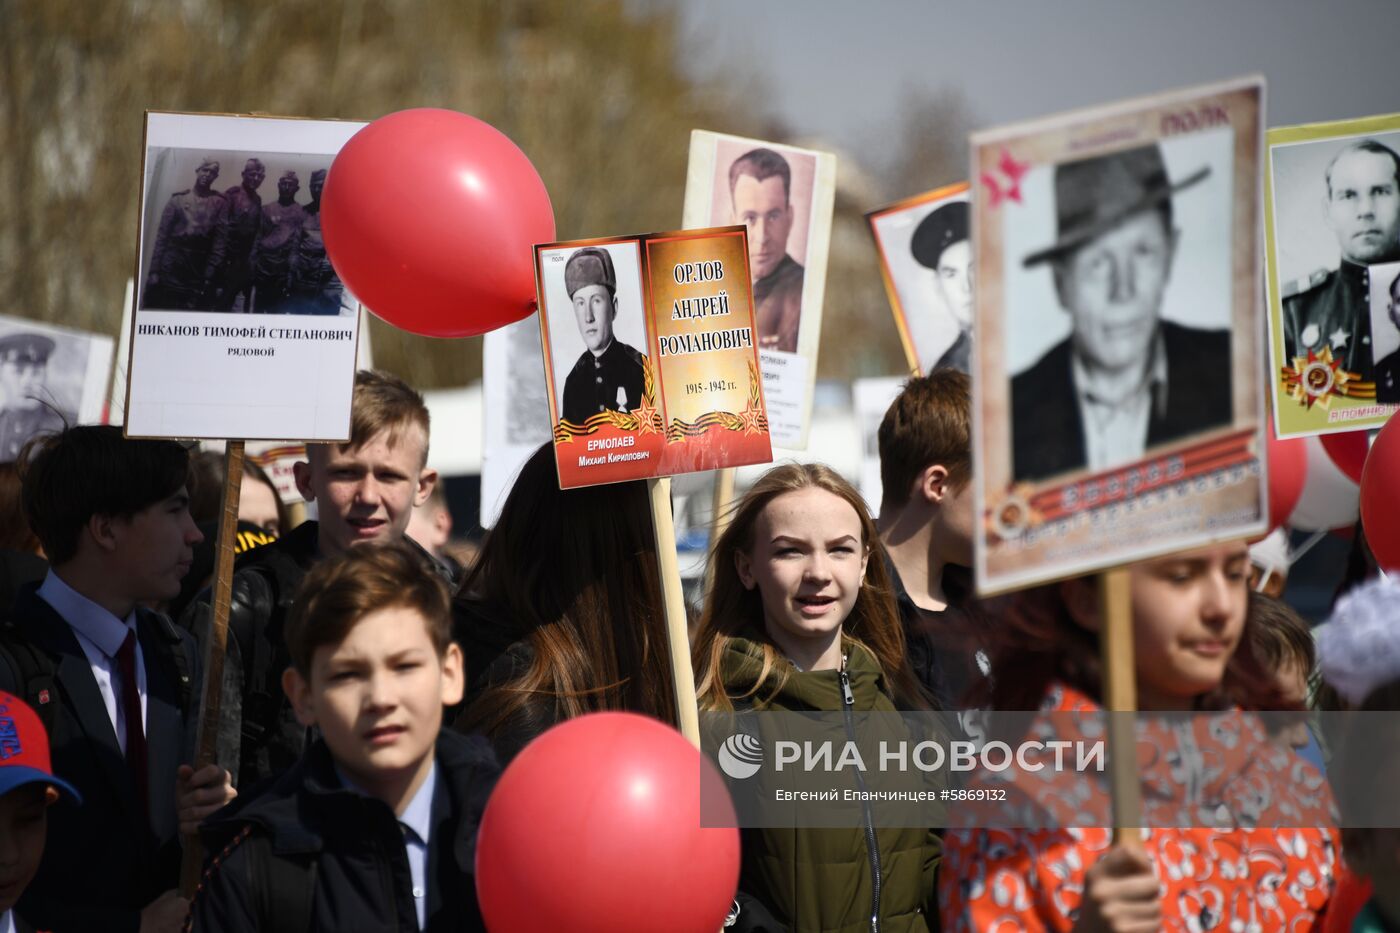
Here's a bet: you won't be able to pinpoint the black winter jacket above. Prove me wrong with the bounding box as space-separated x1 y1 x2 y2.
189 730 499 932
180 521 457 789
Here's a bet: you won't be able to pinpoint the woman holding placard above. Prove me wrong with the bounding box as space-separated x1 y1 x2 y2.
938 543 1338 932
451 443 676 762
693 462 941 933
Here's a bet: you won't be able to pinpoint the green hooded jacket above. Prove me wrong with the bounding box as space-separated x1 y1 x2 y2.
721 635 941 933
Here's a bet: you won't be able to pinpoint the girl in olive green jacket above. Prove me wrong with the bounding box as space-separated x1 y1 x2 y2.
694 463 941 933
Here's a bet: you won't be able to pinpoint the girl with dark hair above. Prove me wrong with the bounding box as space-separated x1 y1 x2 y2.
451 443 675 762
939 542 1338 932
693 462 939 933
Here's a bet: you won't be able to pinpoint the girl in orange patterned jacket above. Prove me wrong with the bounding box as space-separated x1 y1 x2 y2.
939 541 1338 933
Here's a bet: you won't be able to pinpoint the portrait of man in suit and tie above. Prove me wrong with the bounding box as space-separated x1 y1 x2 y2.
1010 143 1233 484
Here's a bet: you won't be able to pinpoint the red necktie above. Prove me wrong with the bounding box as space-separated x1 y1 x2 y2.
116 629 149 823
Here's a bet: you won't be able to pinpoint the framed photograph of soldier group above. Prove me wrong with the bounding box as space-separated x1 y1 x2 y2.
536 226 773 489
126 112 366 441
867 183 973 375
971 76 1268 594
1264 112 1400 437
682 131 837 449
0 314 114 462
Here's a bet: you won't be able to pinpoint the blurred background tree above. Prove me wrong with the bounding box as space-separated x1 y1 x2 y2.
0 0 972 390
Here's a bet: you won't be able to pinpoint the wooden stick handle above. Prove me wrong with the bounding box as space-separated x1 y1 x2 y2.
710 467 737 544
1098 566 1142 848
648 477 701 747
180 441 244 896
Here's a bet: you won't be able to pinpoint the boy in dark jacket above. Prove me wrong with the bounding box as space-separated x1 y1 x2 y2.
3 426 232 933
188 543 497 933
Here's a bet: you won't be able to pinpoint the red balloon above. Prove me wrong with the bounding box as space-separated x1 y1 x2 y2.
321 108 554 338
475 713 740 933
1320 430 1370 485
1361 417 1400 570
1266 422 1307 532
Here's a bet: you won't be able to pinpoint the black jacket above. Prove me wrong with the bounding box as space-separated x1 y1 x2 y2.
1010 320 1233 483
561 339 647 425
1 585 200 933
181 521 457 790
190 731 499 933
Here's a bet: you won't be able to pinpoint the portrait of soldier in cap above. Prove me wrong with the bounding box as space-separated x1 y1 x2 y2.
559 246 648 425
250 170 307 313
729 147 804 353
0 334 66 462
911 199 973 373
213 157 266 311
1010 142 1233 483
1375 271 1400 403
1279 139 1400 384
287 167 347 315
142 156 229 310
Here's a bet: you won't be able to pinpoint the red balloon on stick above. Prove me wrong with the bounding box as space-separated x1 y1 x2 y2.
1361 417 1400 570
321 108 554 338
475 713 740 933
1320 430 1370 485
1266 421 1308 532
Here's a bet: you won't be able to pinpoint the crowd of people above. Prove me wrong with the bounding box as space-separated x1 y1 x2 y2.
0 365 1393 932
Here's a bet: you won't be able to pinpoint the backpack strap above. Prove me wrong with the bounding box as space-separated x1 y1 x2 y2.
246 831 317 933
143 611 193 715
0 622 58 736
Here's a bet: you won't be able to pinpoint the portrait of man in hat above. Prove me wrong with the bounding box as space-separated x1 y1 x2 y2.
559 246 648 425
0 334 66 462
911 198 973 373
729 147 804 353
142 156 229 311
1280 139 1400 385
1010 142 1233 483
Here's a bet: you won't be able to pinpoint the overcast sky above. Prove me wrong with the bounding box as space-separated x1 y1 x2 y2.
670 0 1398 155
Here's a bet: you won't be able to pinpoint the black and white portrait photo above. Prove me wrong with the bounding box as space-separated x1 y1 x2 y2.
1269 130 1400 386
127 113 366 442
1004 131 1236 483
868 186 973 375
1368 260 1400 403
0 315 114 462
139 146 351 316
539 241 650 426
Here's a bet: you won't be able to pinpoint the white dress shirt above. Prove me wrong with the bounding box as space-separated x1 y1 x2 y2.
0 908 16 933
36 570 147 752
1072 330 1169 472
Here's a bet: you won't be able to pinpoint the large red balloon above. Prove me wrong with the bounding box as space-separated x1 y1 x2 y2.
1266 422 1308 532
476 713 740 933
1361 417 1400 570
321 108 554 338
1320 430 1370 485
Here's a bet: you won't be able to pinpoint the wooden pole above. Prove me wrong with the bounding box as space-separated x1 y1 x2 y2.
648 476 701 747
179 441 244 896
710 467 737 545
1098 566 1142 848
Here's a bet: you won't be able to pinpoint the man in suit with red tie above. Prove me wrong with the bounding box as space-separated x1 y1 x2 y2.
0 426 234 933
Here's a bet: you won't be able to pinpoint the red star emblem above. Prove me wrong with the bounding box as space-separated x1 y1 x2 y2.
983 148 1030 208
738 398 766 436
632 396 660 435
